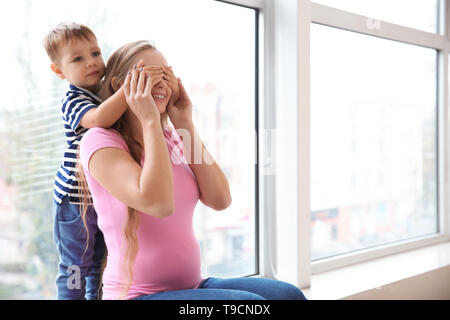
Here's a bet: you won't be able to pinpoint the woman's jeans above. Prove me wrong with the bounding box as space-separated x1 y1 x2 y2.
133 277 307 300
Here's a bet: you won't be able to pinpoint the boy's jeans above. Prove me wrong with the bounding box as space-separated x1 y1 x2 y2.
52 196 106 300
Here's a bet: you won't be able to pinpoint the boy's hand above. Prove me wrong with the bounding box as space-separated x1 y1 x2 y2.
143 66 164 87
120 65 164 90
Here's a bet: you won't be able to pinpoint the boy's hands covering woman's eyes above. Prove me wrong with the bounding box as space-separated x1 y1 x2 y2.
142 65 164 83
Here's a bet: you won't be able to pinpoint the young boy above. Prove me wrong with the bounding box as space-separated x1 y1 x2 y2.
43 22 137 300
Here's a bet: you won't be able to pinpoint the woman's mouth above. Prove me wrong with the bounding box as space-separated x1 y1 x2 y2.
152 94 166 100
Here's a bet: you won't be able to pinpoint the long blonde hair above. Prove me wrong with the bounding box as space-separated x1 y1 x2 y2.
77 40 168 299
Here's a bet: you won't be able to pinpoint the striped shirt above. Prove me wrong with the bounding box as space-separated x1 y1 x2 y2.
53 84 102 205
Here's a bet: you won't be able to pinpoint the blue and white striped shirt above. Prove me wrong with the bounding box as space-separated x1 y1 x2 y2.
53 84 102 205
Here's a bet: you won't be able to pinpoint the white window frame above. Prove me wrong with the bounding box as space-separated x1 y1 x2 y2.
273 0 312 289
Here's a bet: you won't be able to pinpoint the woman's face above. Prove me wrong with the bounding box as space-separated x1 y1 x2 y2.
134 49 172 114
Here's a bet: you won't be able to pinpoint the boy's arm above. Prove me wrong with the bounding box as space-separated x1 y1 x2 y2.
80 86 128 129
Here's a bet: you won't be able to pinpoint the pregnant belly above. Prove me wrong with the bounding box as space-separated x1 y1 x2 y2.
131 238 202 290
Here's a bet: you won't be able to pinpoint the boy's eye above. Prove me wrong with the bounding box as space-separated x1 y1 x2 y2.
92 51 101 57
73 56 82 62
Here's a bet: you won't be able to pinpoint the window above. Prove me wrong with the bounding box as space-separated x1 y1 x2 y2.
313 0 439 33
0 0 258 299
310 24 438 260
269 0 449 288
306 0 448 271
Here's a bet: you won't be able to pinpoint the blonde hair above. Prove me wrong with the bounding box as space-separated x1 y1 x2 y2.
77 40 169 299
43 22 97 63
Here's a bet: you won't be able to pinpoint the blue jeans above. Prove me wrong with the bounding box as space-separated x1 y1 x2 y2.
52 196 107 300
133 277 307 300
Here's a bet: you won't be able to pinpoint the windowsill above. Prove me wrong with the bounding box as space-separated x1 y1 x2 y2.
310 241 450 300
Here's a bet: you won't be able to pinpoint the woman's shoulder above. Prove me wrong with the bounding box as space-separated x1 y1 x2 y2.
82 127 123 141
80 127 128 152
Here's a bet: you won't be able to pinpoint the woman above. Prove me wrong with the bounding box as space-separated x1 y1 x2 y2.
79 40 306 300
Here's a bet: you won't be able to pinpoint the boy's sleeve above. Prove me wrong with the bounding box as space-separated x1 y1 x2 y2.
62 92 98 134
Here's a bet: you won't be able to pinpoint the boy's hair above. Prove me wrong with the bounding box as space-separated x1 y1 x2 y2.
43 22 97 63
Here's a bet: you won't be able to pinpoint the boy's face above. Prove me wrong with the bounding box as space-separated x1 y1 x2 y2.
51 36 105 92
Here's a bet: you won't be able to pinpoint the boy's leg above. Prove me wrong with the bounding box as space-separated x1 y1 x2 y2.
85 213 107 300
53 196 93 300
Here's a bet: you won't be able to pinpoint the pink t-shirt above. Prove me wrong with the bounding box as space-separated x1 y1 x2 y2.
79 126 203 300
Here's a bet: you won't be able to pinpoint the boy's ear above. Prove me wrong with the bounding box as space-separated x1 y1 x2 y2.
50 63 65 80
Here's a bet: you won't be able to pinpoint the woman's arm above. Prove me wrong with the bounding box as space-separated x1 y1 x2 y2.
88 67 174 217
176 120 232 211
165 74 231 211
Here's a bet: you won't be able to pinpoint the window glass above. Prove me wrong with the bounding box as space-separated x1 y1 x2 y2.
310 24 438 260
0 0 257 298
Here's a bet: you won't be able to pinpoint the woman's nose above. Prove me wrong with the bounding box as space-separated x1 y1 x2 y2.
155 79 167 88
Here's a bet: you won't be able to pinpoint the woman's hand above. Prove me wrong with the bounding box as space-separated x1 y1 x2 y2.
167 78 193 128
162 66 180 107
123 65 163 125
